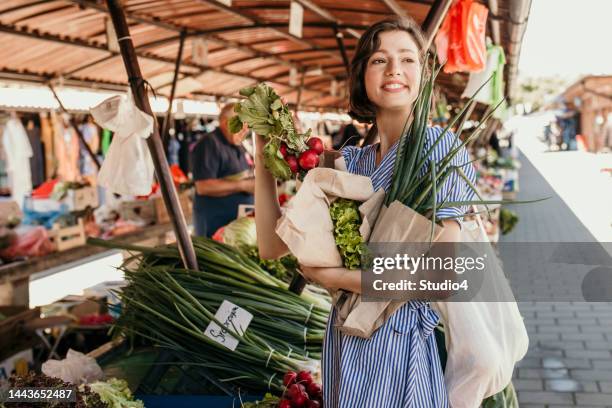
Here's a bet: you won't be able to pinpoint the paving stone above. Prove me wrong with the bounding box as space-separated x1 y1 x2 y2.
565 349 611 359
517 391 574 404
539 340 585 350
561 333 606 341
519 368 570 379
513 379 544 391
593 360 612 370
575 393 612 406
585 341 612 351
599 382 612 393
571 370 612 381
537 325 580 333
545 379 582 392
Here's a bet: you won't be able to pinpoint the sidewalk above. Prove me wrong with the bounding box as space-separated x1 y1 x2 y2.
502 117 612 407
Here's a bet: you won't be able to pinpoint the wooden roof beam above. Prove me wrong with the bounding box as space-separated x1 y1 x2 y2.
293 0 361 39
381 0 410 20
68 0 338 82
195 0 345 65
0 22 327 98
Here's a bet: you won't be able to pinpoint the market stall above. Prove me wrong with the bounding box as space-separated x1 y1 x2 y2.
0 0 531 406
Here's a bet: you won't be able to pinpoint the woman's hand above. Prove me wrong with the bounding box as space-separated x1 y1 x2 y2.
300 265 361 293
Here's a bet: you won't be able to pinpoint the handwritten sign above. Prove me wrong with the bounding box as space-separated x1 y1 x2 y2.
204 300 253 351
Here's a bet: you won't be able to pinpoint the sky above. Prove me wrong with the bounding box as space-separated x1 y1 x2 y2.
518 0 612 79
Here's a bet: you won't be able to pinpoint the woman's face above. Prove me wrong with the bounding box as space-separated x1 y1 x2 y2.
364 30 422 114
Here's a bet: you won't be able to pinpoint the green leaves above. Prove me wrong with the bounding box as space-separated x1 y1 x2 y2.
263 138 292 180
232 83 309 180
229 116 244 134
330 199 365 269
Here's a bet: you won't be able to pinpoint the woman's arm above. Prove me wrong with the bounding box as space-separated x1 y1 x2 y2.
254 134 289 259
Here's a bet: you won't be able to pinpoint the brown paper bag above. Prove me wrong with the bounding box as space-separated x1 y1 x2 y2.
275 167 384 267
335 200 445 338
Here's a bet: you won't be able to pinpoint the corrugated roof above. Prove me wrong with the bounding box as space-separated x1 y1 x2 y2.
0 0 526 111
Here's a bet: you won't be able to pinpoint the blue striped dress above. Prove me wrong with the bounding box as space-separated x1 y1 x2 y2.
322 126 476 408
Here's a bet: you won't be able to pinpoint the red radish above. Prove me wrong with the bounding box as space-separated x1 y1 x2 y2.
279 399 292 408
291 393 308 408
288 383 305 400
307 137 324 155
298 150 319 170
283 371 298 386
297 371 313 384
286 155 299 174
306 382 321 397
306 400 321 408
280 142 289 158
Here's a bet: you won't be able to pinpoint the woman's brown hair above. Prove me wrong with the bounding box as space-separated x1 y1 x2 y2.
348 17 427 124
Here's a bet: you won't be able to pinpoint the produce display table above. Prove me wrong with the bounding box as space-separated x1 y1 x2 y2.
0 223 179 306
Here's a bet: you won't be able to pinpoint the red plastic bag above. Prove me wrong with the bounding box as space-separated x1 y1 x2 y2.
438 0 488 73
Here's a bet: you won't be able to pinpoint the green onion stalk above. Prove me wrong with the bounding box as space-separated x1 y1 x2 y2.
385 54 547 239
89 237 329 392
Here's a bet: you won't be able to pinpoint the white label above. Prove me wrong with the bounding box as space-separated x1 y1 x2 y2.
217 0 232 6
204 300 253 351
289 1 304 38
192 37 209 66
106 19 119 53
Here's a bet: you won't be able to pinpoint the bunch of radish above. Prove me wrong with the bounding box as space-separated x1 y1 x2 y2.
281 137 324 177
279 370 322 408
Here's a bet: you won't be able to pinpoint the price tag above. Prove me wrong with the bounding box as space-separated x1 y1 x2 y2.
204 300 253 351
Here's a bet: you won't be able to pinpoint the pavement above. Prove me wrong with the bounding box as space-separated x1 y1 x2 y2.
501 115 612 407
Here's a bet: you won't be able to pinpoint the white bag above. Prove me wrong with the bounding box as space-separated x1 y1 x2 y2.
90 90 155 196
42 349 104 384
432 211 529 408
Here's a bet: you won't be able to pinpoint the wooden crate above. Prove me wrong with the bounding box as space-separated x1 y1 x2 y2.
154 191 192 224
120 199 157 224
66 186 99 211
49 219 86 251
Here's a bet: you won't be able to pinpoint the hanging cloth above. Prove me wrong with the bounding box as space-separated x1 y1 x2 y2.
101 128 113 156
26 119 45 188
53 113 80 182
40 112 55 179
436 0 489 74
2 117 33 208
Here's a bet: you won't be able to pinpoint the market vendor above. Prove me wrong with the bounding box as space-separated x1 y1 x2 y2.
190 104 255 237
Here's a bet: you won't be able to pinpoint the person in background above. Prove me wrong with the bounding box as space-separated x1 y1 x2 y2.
332 120 364 149
190 103 255 237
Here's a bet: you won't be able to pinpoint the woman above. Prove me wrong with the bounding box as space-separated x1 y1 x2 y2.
255 18 476 408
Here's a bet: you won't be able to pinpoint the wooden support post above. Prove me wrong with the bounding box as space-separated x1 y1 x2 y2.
48 84 101 170
422 0 453 49
295 69 306 113
161 30 186 144
333 25 350 75
106 0 198 271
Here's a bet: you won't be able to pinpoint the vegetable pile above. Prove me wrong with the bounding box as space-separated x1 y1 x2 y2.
329 199 365 269
217 216 299 282
499 208 519 235
84 378 144 408
7 372 108 408
90 237 329 393
230 83 323 180
279 370 322 408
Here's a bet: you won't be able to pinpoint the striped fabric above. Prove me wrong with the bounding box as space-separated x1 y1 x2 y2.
322 126 476 408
